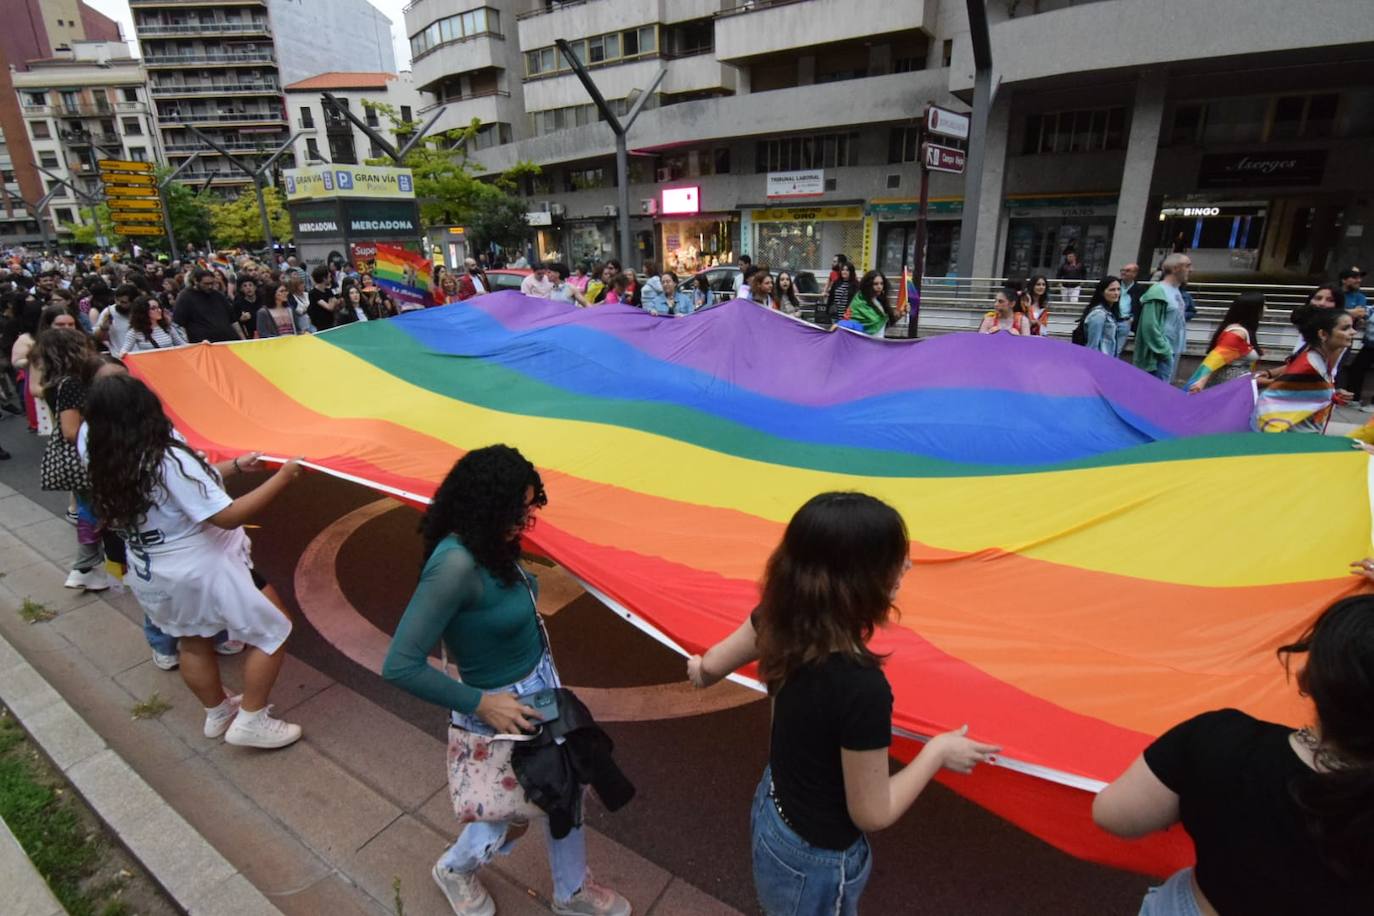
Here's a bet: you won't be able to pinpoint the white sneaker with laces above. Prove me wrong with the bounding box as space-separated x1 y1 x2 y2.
552 876 631 916
152 651 180 671
214 639 246 656
431 863 495 916
204 694 243 738
64 567 113 591
224 706 302 749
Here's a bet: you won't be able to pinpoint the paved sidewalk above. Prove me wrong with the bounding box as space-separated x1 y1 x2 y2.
0 480 743 916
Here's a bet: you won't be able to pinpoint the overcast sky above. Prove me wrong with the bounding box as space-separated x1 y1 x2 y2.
84 0 413 70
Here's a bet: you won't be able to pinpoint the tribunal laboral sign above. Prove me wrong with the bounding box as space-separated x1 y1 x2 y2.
283 165 416 201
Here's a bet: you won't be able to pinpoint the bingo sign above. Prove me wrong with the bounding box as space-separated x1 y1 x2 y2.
283 164 417 201
766 169 825 199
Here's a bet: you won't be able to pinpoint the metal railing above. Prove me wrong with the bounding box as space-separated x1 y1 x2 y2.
56 103 116 117
150 82 279 96
864 277 1327 355
157 111 285 124
137 21 270 35
515 0 589 21
21 104 54 116
162 139 283 153
143 51 275 66
58 131 122 146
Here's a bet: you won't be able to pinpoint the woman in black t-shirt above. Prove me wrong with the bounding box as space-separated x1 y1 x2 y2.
688 492 999 916
1094 591 1374 915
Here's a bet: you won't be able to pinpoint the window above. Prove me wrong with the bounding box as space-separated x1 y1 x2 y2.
942 40 953 67
664 19 711 56
1023 107 1126 154
39 152 59 168
123 87 139 102
564 166 609 192
54 207 75 224
300 106 314 128
24 91 46 106
31 122 50 139
306 137 323 160
122 117 142 135
365 107 379 127
129 147 147 162
409 6 500 59
46 179 66 197
755 132 859 172
1167 103 1205 146
526 25 655 77
1270 93 1338 140
888 126 920 163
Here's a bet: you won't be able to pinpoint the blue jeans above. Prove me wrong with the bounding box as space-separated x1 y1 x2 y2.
439 651 587 904
142 616 230 655
1113 318 1132 358
1138 868 1203 916
751 768 872 916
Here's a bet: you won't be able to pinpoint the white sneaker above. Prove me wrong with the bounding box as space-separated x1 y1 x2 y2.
553 876 631 916
64 567 113 591
152 651 180 671
224 706 301 749
204 694 242 739
431 863 495 916
214 639 246 656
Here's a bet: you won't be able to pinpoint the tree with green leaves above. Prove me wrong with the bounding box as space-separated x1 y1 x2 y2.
361 101 537 255
60 204 122 248
59 166 216 252
207 185 292 249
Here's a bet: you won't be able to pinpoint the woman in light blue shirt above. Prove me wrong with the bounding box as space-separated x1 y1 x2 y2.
661 272 695 316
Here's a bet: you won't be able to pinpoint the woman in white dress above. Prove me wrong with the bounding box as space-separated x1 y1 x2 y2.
81 373 306 749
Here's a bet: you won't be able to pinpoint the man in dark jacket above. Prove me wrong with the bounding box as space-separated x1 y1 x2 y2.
1115 262 1151 357
173 268 243 343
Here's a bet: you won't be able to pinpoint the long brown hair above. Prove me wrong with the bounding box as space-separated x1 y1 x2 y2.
755 492 909 691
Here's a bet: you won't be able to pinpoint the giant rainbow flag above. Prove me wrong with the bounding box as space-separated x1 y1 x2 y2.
125 294 1371 876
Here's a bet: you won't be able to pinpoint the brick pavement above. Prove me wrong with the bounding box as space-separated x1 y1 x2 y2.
0 479 744 916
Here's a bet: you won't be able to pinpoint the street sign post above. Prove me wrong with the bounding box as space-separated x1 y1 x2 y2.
925 105 971 141
907 107 970 339
96 159 154 174
100 158 165 247
921 142 968 174
114 225 164 237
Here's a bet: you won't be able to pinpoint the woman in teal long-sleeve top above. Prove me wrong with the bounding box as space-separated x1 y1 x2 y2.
382 445 631 916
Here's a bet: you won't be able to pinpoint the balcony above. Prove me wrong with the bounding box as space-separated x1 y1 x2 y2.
714 0 926 62
55 103 117 118
150 82 280 98
176 170 253 186
517 0 644 50
411 33 504 94
425 92 520 136
21 104 54 116
162 138 286 155
142 50 275 67
58 130 122 148
131 0 265 6
157 110 286 126
136 20 271 37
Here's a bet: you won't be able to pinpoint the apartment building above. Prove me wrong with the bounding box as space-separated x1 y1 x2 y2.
284 72 424 167
0 0 122 245
406 0 1374 282
130 0 396 193
14 42 159 237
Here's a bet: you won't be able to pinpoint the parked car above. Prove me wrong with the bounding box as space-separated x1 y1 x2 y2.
484 268 532 292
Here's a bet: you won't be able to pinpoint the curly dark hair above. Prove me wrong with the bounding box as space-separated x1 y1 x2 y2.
84 374 218 530
755 492 908 692
420 445 548 585
32 327 100 388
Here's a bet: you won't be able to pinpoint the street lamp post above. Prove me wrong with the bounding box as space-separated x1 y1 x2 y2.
184 127 301 256
554 38 666 268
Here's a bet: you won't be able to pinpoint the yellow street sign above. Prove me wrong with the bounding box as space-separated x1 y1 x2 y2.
105 185 160 199
109 212 163 225
98 159 154 173
115 225 164 236
106 197 162 211
102 174 157 188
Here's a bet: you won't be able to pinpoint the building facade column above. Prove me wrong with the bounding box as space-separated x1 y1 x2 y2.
968 93 1011 279
1107 69 1166 273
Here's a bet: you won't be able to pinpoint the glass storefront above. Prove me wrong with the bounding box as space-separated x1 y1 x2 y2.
566 221 615 269
749 206 865 277
658 217 738 274
1154 202 1267 274
877 221 961 279
1002 196 1117 280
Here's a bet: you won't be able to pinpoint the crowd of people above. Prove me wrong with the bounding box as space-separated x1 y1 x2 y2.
2 244 1372 916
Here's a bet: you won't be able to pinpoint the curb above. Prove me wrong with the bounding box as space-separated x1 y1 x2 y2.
0 631 282 916
1 812 67 916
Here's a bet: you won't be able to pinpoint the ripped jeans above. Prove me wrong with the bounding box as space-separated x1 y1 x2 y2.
438 651 587 903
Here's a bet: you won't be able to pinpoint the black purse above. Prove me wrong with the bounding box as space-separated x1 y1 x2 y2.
39 379 91 493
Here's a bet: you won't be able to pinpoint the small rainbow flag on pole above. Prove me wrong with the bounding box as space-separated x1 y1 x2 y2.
374 243 432 308
898 265 919 323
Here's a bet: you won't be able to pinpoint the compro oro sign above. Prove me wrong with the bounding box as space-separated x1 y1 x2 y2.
766 170 825 199
283 165 416 201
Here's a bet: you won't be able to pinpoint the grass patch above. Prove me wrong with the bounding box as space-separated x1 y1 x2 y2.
129 693 173 721
18 597 55 624
392 875 406 916
0 711 127 916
